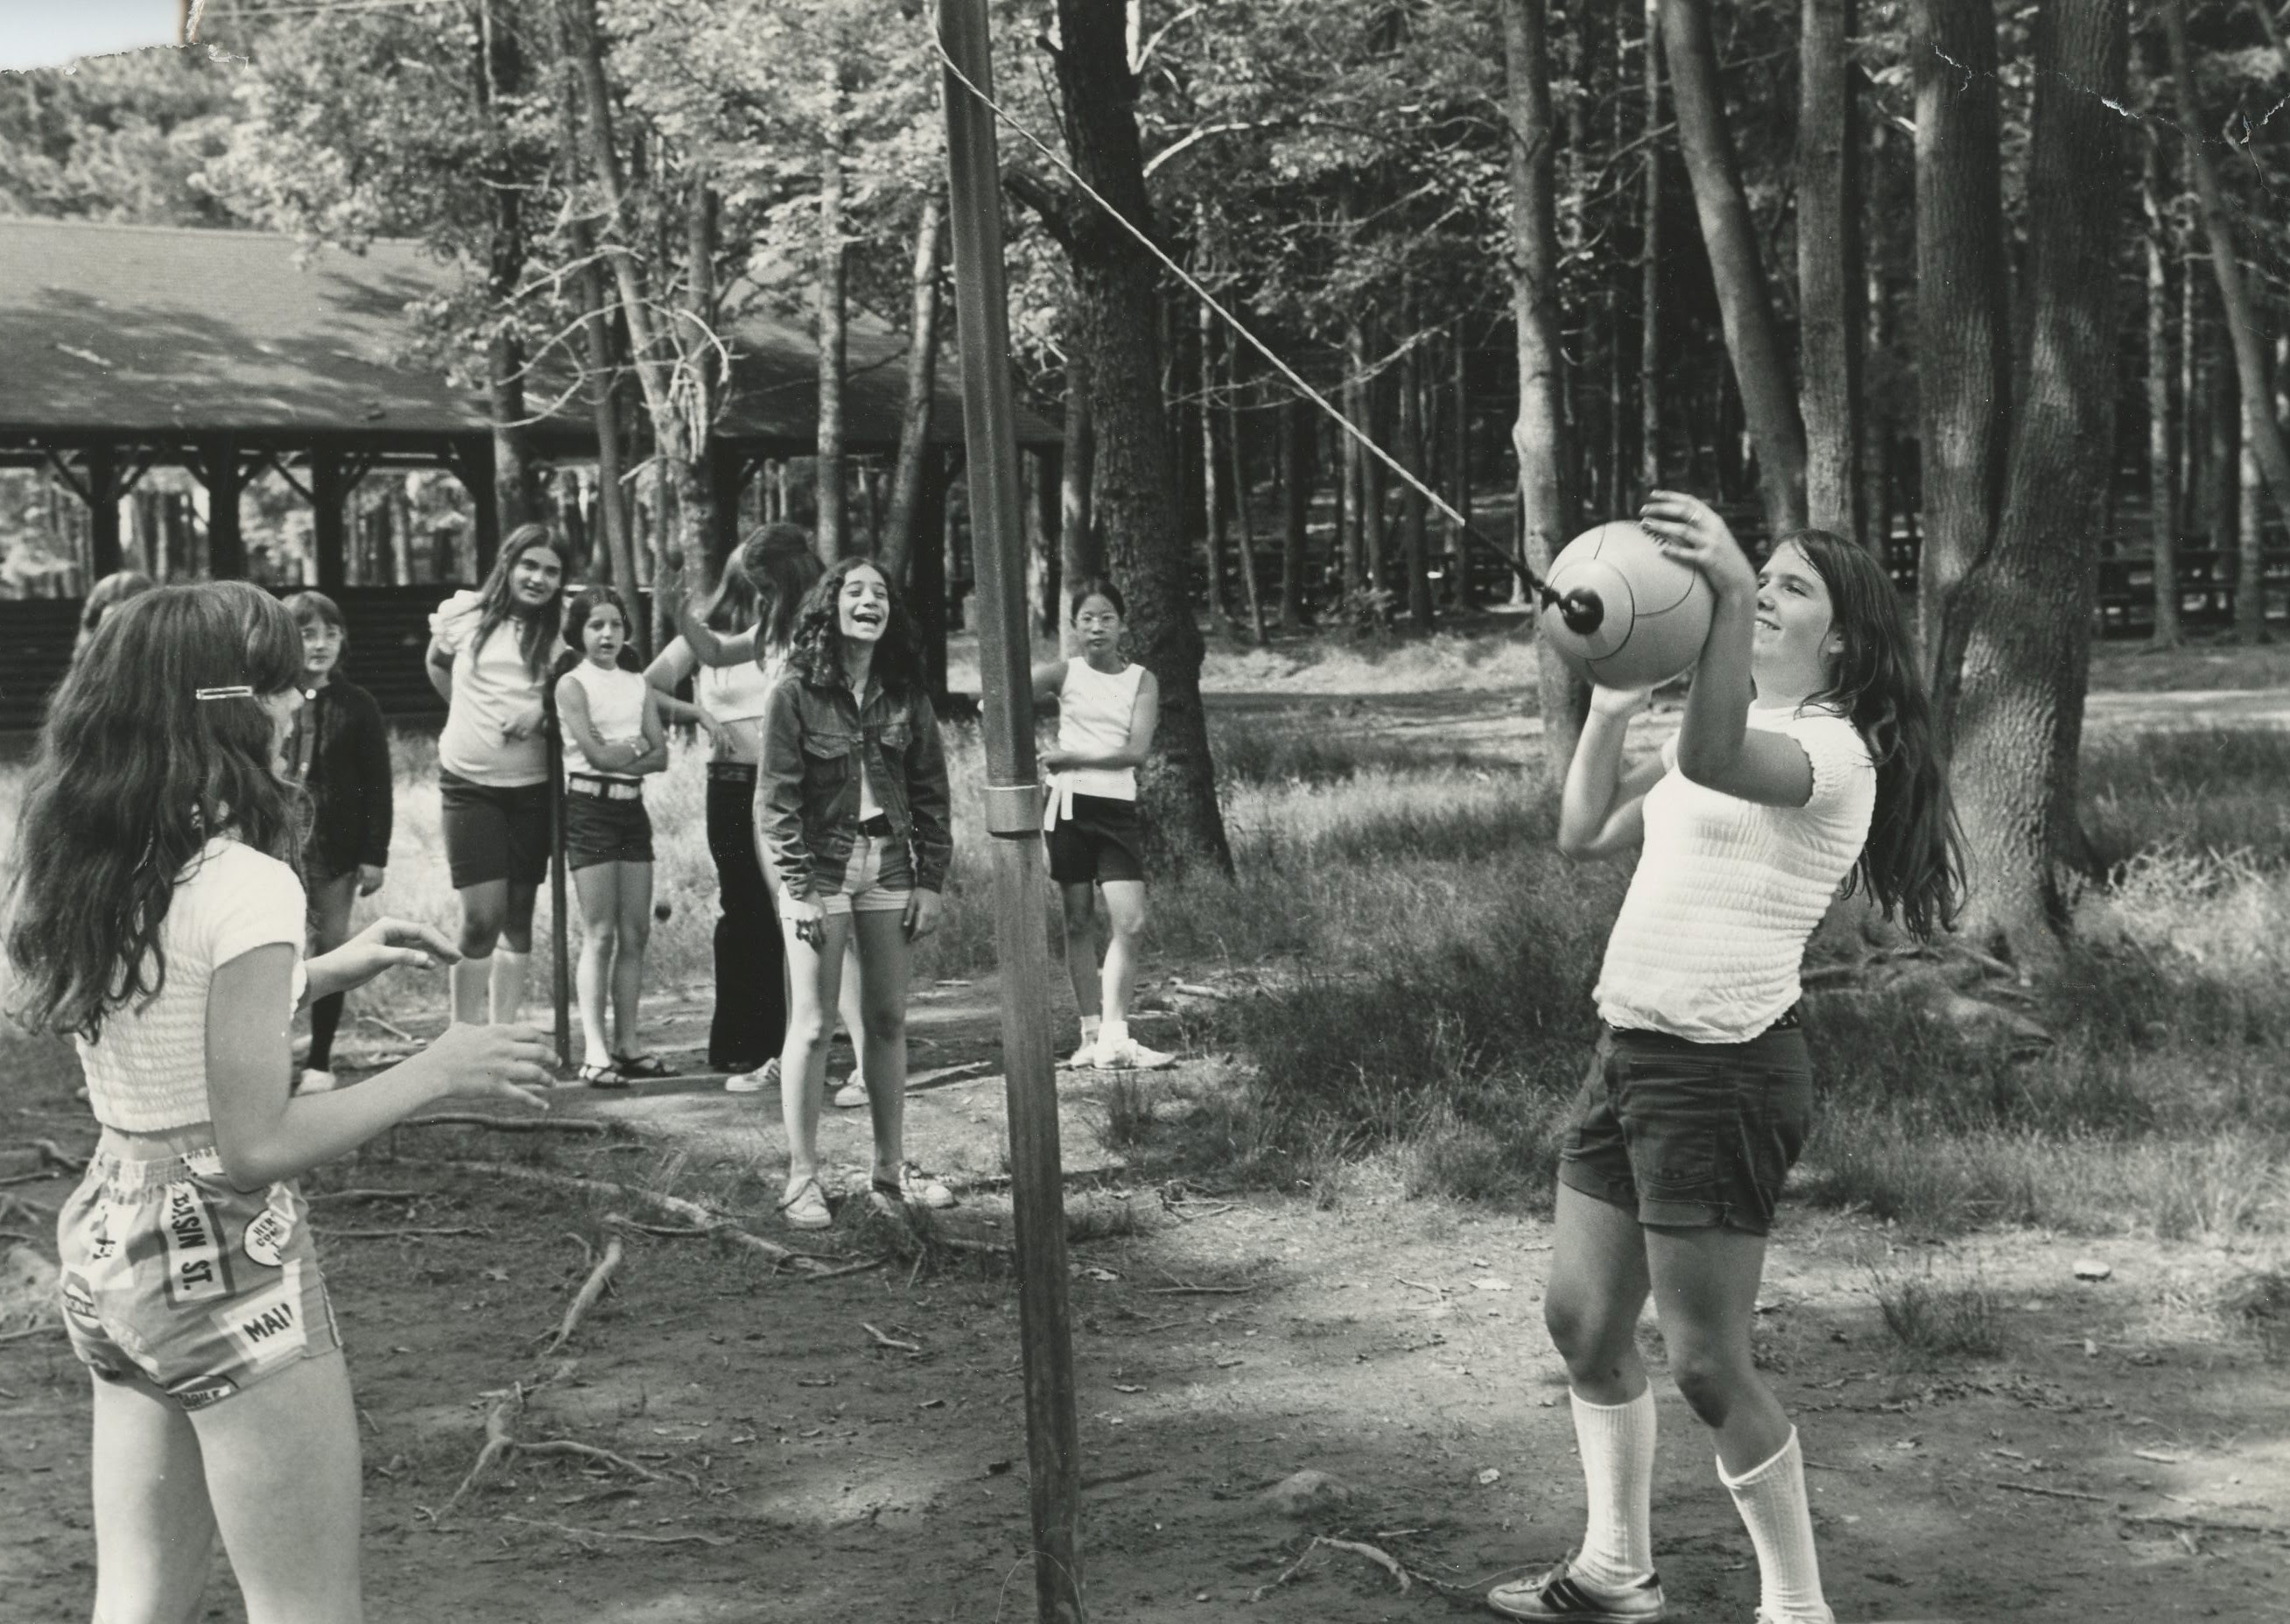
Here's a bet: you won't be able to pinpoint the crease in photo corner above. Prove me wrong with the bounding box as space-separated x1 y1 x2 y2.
0 2 187 74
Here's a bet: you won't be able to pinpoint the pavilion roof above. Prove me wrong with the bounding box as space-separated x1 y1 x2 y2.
0 217 1053 449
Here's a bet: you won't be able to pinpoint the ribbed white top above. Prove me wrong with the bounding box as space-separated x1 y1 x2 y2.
561 663 650 780
78 840 306 1134
1594 705 1875 1044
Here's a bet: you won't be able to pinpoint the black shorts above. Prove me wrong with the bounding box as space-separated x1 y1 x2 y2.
438 771 551 891
1046 792 1146 886
565 784 655 871
1556 1021 1814 1236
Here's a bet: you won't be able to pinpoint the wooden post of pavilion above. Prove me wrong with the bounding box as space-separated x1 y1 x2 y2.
938 4 1085 1620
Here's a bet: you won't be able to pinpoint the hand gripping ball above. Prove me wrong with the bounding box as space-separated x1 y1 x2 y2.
1537 520 1716 689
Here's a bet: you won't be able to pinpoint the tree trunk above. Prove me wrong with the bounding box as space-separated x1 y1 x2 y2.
2206 335 2238 559
1058 349 1099 652
1657 0 1808 539
912 448 952 703
1797 0 1863 543
1029 448 1063 637
1946 0 2128 966
1399 338 1435 629
1639 0 1664 497
1281 397 1310 627
1912 0 2009 726
2164 0 2290 613
1048 0 1232 875
2241 388 2268 643
1505 0 1591 777
475 2 536 535
1361 358 1387 594
1226 341 1267 643
1448 333 1475 609
1198 301 1231 629
2141 133 2183 648
1339 320 1366 596
882 187 945 584
815 70 849 561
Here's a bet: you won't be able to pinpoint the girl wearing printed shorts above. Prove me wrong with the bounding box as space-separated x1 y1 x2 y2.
424 524 567 1027
650 529 868 1098
1486 498 1962 1624
6 582 551 1624
1029 578 1174 1071
553 585 671 1086
279 591 394 1095
759 559 955 1228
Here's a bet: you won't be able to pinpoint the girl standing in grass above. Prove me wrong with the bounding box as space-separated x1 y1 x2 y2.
279 591 394 1094
1030 579 1173 1071
424 524 567 1029
759 559 955 1228
1492 500 1962 1624
8 581 551 1624
553 585 670 1086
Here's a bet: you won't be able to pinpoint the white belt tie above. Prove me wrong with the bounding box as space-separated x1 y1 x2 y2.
1042 772 1075 833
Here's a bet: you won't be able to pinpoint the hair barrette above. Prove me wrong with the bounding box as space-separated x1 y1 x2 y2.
194 685 255 701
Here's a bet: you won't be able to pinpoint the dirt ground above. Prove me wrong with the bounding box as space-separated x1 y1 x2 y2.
4 970 2286 1624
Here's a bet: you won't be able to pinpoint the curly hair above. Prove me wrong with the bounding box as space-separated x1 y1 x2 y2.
1785 530 1966 940
783 557 924 696
6 582 307 1041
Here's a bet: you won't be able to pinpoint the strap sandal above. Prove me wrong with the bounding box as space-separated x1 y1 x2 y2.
611 1052 672 1079
868 1176 910 1219
577 1061 628 1089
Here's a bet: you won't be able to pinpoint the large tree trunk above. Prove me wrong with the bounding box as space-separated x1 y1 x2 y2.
476 4 536 535
1639 0 1664 497
2141 134 2183 648
1657 0 1808 539
1047 0 1232 875
1339 320 1367 597
815 68 850 561
1226 341 1267 643
1400 337 1435 629
1505 0 1591 777
2164 0 2290 601
1057 349 1099 652
1797 0 1863 542
1280 397 1310 628
1946 0 2129 966
882 187 945 584
1448 333 1475 609
1198 302 1231 629
1912 0 2009 725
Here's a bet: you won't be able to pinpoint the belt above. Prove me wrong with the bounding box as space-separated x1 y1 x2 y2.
707 760 759 784
1770 1003 1802 1030
568 775 643 801
857 812 894 838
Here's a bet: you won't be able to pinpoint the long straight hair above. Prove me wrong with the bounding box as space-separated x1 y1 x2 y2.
741 524 823 655
6 583 306 1040
1786 529 1966 939
468 523 568 684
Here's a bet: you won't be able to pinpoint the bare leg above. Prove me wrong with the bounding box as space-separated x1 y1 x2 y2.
188 1352 366 1623
451 879 508 1025
611 861 654 1056
1642 1223 1788 1473
778 910 851 1190
837 933 867 1073
850 907 913 1184
1097 879 1149 1025
88 1373 221 1624
1543 1182 1654 1404
1058 882 1099 1018
491 882 539 1022
571 863 617 1065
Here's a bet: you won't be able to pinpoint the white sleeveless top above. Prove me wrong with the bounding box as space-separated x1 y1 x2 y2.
562 663 649 781
1044 659 1144 828
696 645 781 725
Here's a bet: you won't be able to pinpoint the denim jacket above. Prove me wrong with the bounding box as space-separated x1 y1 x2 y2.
759 675 952 899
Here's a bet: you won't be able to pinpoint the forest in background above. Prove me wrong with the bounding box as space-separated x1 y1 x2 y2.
3 0 2288 960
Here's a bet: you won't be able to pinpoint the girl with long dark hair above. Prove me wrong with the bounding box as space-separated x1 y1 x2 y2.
1493 500 1962 1624
8 582 550 1624
758 558 955 1227
423 524 567 1030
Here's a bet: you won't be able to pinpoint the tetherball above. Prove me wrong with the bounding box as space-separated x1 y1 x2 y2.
1537 520 1715 688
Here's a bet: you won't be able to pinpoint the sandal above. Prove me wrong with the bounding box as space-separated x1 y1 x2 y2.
611 1053 672 1079
778 1175 832 1230
577 1061 628 1089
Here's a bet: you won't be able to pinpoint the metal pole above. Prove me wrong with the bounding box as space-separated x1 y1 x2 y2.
546 721 572 1071
938 4 1085 1620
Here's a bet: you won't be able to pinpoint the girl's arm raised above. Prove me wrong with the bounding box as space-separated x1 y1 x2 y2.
660 557 761 667
207 946 551 1191
1556 687 1663 861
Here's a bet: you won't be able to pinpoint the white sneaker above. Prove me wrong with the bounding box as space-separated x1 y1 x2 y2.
1486 1560 1665 1621
901 1163 958 1209
1095 1037 1176 1071
724 1058 779 1094
832 1073 870 1109
1064 1037 1103 1070
298 1068 338 1094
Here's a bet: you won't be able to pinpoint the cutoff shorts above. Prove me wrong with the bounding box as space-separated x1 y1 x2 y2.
1046 792 1147 886
1556 1019 1815 1236
438 770 551 890
564 784 655 871
797 832 912 918
55 1141 341 1410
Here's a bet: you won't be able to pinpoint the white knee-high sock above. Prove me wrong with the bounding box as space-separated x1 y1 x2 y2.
1718 1428 1833 1624
450 955 491 1026
1569 1388 1656 1589
489 949 529 1025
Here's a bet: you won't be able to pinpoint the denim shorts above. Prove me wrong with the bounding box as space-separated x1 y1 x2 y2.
564 784 655 871
804 833 912 917
1046 793 1146 886
1556 1022 1815 1236
55 1140 341 1410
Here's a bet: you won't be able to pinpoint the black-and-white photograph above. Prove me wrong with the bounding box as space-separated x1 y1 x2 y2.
0 3 2285 1620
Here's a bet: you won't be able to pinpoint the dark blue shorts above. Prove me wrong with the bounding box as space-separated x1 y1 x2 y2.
1556 1022 1815 1236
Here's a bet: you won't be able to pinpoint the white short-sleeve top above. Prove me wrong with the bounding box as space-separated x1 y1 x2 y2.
431 590 549 786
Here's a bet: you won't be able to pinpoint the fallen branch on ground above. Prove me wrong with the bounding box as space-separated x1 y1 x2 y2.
32 1139 86 1173
0 1324 62 1345
862 1322 923 1353
320 1226 490 1241
514 1439 671 1483
1149 1283 1256 1296
1992 1480 2108 1503
1250 1536 1412 1602
402 1114 613 1135
307 1189 424 1205
358 1014 422 1044
544 1235 624 1355
502 1515 727 1548
436 1161 826 1273
432 1387 525 1525
2117 1508 2289 1539
802 1255 889 1283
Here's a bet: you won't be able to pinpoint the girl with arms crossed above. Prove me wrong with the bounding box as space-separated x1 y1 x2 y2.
424 524 567 1028
1491 498 1961 1624
554 585 671 1086
759 559 955 1228
10 583 551 1624
1030 578 1175 1071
